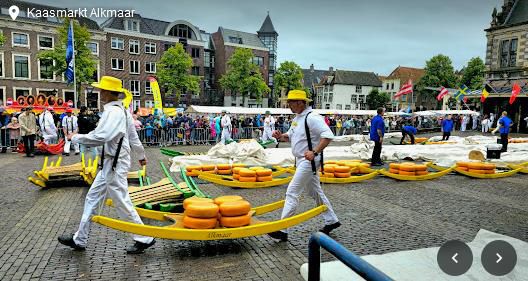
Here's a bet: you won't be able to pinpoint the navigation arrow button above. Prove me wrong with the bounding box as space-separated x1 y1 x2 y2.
496 253 502 263
452 253 459 264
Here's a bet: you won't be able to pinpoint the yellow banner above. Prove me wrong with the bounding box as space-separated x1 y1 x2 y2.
148 76 163 112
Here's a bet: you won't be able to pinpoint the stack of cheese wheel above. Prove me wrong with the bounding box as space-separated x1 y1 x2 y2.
389 163 400 174
238 168 257 182
232 167 243 181
255 168 273 182
414 164 428 175
215 195 252 228
456 162 470 171
186 165 202 176
334 165 352 178
465 162 496 174
182 197 218 229
357 163 371 174
398 163 417 176
202 164 216 174
322 164 338 178
216 164 232 175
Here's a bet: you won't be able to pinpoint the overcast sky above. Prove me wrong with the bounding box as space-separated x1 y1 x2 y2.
34 0 501 75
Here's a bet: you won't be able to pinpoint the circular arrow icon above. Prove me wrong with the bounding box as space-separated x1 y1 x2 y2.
437 240 473 276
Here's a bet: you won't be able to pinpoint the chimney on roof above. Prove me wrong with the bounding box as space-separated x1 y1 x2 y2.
329 66 334 72
310 64 314 72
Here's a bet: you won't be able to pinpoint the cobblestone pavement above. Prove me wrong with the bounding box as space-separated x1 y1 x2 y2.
0 132 527 281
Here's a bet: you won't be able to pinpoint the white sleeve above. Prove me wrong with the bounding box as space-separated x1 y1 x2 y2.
72 109 125 146
309 114 334 139
128 115 146 160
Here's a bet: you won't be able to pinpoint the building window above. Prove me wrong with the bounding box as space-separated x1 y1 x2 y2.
130 80 140 96
92 62 100 81
356 85 362 93
386 83 389 90
38 35 53 49
325 104 330 109
500 38 518 68
130 60 140 74
252 56 264 67
192 66 200 76
145 42 156 54
15 88 30 98
0 53 3 77
39 59 54 80
329 93 333 103
111 37 124 50
129 39 140 54
336 104 342 110
168 24 195 39
324 93 328 102
12 32 29 47
87 42 98 55
145 100 154 108
391 83 394 90
145 62 156 73
191 48 200 58
145 81 152 94
0 30 3 47
125 20 140 32
351 95 357 104
345 105 351 110
14 55 30 78
133 100 141 110
111 58 124 70
228 36 243 44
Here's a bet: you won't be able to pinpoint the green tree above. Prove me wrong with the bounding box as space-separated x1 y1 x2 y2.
38 18 97 97
158 43 200 102
366 89 390 109
0 33 5 46
459 57 486 90
416 54 458 108
274 61 304 104
220 48 269 105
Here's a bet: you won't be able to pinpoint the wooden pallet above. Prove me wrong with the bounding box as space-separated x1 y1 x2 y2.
129 178 184 206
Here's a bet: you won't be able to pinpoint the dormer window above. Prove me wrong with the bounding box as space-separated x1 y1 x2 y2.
229 36 243 44
125 20 140 32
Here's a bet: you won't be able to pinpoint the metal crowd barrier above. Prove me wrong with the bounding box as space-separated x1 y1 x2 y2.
308 232 393 281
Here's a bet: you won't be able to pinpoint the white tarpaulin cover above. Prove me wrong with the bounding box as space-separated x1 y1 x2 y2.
170 136 528 170
186 105 402 116
300 229 528 281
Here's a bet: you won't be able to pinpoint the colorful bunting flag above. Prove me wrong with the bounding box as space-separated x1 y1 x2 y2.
436 87 449 101
481 84 493 102
509 83 521 104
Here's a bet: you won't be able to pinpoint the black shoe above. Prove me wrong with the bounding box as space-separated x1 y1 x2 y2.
126 239 156 254
267 231 288 242
58 234 86 251
75 152 80 155
63 153 70 156
320 222 341 235
29 154 35 157
1 148 6 153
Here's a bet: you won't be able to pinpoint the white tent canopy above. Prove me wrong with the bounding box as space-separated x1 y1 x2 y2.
414 110 479 116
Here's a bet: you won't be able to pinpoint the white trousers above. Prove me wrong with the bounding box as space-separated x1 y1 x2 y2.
281 157 339 233
42 133 57 144
73 154 153 247
64 139 80 154
261 128 277 143
221 128 232 144
461 123 467 132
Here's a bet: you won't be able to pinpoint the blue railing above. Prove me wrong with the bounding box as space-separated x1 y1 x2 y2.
308 232 393 281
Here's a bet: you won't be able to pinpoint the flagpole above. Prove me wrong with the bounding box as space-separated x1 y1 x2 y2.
71 20 77 106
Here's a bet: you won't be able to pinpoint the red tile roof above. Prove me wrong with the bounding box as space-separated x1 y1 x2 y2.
386 66 425 83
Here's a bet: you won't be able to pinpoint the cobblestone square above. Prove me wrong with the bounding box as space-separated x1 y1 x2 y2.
0 141 527 281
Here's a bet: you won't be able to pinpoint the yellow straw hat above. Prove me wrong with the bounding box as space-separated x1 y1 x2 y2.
91 76 126 93
285 90 312 102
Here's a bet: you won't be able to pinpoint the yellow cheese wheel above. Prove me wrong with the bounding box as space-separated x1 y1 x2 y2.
219 200 251 217
468 169 487 174
220 213 251 227
318 172 325 177
389 168 399 174
239 176 257 182
256 169 272 176
457 167 469 171
233 174 241 180
323 172 335 178
232 163 246 168
186 171 199 177
481 163 496 170
184 203 219 218
324 160 337 164
399 164 416 172
467 162 484 170
323 166 335 173
389 163 400 169
183 216 217 229
249 166 265 171
217 169 232 175
257 176 273 182
416 171 429 176
399 170 416 176
183 197 215 209
186 165 202 172
344 163 361 168
239 169 257 177
456 162 470 167
214 195 244 205
203 170 217 174
216 164 231 170
233 167 243 174
334 166 351 173
414 165 427 171
484 169 495 174
202 165 216 171
334 172 351 178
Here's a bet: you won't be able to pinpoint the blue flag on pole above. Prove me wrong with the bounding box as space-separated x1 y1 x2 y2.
65 21 74 83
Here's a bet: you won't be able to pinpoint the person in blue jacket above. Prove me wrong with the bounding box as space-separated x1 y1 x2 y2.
493 111 513 152
441 114 454 141
369 107 385 166
400 124 417 144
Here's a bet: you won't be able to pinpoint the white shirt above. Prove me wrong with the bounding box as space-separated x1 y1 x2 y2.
72 101 145 160
264 115 275 130
39 111 57 135
286 107 334 158
221 114 231 129
62 115 78 134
